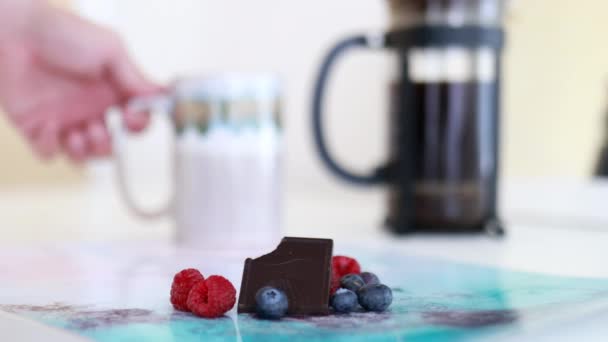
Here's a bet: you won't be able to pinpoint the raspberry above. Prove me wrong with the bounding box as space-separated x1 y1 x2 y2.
186 281 208 315
330 268 341 295
330 256 361 295
333 255 361 277
170 268 204 311
187 275 236 318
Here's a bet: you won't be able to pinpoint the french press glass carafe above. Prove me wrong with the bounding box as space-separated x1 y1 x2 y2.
312 0 507 234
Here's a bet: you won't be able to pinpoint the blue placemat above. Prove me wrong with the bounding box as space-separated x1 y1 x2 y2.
1 243 608 341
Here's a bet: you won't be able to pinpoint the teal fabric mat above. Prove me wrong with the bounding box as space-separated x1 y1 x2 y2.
2 244 608 341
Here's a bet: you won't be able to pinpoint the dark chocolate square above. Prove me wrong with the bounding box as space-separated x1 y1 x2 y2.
238 237 333 315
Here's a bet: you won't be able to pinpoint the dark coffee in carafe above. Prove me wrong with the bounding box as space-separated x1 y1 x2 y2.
387 79 498 231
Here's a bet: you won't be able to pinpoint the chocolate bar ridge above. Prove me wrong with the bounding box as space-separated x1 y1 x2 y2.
238 237 333 315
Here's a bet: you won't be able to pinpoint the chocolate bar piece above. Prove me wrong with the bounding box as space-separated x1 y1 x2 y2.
238 237 333 316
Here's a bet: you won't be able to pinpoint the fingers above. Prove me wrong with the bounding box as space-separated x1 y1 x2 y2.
14 116 61 161
61 118 114 163
106 48 160 134
32 121 61 160
85 119 112 157
62 129 88 163
19 108 115 162
122 107 150 133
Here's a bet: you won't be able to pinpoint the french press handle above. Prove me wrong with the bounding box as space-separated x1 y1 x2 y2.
312 34 390 185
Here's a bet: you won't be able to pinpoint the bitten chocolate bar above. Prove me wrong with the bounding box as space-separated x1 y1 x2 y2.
238 237 333 315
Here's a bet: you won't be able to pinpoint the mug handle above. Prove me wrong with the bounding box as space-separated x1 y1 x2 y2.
312 33 391 185
112 95 176 219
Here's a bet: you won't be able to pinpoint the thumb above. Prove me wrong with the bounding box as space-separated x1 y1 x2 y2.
106 49 161 101
106 49 163 133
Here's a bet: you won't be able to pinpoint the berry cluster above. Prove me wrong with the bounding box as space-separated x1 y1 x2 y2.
254 255 392 320
170 268 236 318
330 255 393 314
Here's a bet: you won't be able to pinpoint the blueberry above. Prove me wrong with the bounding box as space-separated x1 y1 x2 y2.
357 284 392 312
255 286 288 319
331 288 358 313
340 274 365 292
360 272 380 285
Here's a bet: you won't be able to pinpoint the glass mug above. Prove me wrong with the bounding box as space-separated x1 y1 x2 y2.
113 74 283 248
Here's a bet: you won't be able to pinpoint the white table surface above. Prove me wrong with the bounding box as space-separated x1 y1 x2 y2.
2 178 608 276
1 178 608 340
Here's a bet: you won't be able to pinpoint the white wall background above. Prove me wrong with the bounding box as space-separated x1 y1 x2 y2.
77 0 392 195
75 0 608 192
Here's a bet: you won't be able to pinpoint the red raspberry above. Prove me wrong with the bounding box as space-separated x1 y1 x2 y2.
186 281 208 315
330 268 341 295
170 268 204 311
333 255 361 277
187 275 236 318
330 256 361 295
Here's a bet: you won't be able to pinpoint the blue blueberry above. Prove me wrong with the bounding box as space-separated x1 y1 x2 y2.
360 272 380 285
255 286 288 319
331 288 358 313
357 284 392 312
340 274 365 292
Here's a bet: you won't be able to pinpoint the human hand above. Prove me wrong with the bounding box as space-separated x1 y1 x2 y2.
0 1 161 162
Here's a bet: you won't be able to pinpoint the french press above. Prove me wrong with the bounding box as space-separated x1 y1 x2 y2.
312 0 507 234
